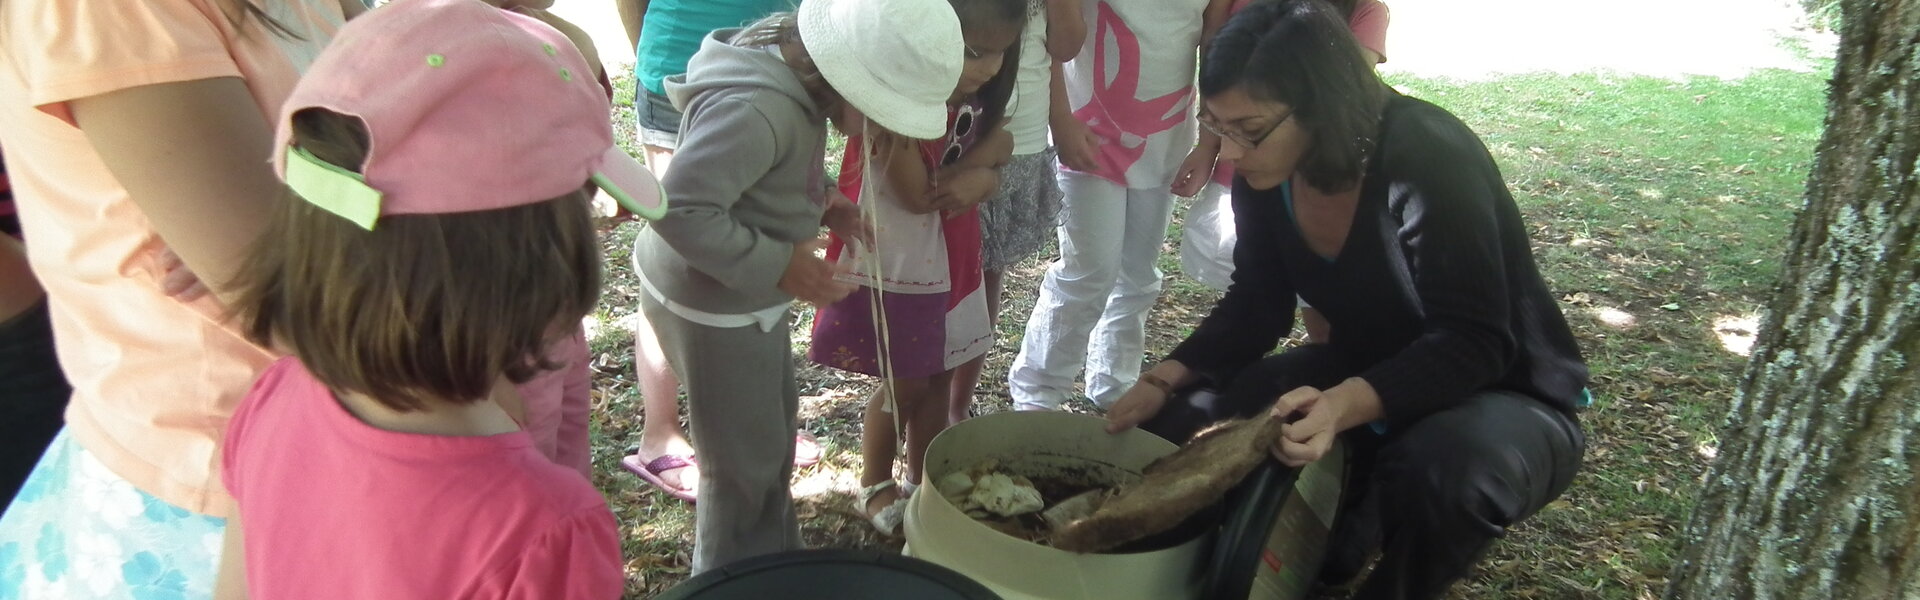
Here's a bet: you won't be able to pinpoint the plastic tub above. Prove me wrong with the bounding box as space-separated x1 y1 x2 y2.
902 411 1213 600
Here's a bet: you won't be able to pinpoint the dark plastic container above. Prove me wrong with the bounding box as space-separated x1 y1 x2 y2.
657 549 1004 600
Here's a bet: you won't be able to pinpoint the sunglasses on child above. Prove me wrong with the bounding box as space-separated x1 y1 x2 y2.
940 105 982 166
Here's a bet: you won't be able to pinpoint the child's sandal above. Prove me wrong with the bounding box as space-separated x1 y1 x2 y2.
857 479 911 536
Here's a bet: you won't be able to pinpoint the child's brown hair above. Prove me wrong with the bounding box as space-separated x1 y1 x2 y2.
232 108 603 412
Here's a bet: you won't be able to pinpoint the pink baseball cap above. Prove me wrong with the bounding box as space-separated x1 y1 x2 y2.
273 0 665 229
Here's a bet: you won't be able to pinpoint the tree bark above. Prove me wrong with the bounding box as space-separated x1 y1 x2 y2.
1665 1 1920 598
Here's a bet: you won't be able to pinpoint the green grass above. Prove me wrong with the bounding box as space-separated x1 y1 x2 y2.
1375 68 1829 598
588 63 1832 598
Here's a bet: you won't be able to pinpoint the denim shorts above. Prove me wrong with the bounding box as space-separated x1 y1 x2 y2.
635 88 683 150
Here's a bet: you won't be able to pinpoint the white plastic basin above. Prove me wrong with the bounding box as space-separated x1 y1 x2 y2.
902 411 1212 600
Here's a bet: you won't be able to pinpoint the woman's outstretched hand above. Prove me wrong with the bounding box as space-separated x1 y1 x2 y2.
1105 383 1169 434
1105 362 1193 433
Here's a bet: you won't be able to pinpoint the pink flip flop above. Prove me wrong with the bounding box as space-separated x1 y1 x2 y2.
622 453 698 503
794 432 822 469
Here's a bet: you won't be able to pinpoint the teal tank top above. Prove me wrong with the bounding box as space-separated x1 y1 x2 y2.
635 0 792 96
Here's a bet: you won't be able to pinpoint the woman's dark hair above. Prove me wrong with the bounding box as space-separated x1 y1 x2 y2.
951 0 1028 134
231 109 602 412
1201 0 1386 192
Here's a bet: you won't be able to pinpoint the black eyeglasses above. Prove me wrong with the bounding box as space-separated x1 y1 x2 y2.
1198 109 1293 149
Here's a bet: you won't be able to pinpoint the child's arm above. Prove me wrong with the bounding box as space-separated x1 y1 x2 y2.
1202 0 1236 46
863 133 941 215
930 121 1013 212
1171 130 1220 197
1044 0 1086 62
947 122 1014 172
1175 0 1236 197
655 99 852 304
618 0 650 51
1049 62 1101 175
215 513 247 599
820 186 874 248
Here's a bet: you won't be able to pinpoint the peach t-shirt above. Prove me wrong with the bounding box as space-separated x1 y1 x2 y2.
0 0 346 515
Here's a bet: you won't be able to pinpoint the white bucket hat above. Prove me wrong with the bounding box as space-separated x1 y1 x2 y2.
798 0 963 140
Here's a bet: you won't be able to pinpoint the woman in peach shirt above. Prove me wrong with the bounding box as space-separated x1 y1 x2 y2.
0 0 362 596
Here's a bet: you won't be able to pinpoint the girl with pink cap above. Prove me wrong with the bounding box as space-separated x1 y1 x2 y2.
217 0 664 596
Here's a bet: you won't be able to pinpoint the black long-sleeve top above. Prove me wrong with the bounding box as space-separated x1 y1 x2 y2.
1166 94 1588 429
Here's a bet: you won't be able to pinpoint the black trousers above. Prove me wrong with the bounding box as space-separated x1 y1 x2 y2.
1141 345 1585 600
0 300 70 510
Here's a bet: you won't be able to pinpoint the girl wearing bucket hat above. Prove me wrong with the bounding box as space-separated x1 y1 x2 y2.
632 0 965 573
808 0 1029 536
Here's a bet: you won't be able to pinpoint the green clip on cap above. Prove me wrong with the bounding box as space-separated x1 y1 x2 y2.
285 145 384 230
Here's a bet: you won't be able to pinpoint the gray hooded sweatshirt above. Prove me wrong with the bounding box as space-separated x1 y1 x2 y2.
634 30 830 314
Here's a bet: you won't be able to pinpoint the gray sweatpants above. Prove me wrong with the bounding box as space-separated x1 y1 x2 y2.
639 294 803 573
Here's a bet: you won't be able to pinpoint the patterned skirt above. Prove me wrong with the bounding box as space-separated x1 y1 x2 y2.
980 149 1066 272
0 430 226 599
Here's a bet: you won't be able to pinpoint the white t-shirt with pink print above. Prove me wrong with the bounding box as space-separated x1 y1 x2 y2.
1060 0 1210 189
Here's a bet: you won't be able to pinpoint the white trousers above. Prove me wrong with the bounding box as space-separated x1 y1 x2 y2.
1010 171 1177 410
1179 181 1237 291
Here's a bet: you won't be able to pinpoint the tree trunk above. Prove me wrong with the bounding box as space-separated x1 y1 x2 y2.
1664 1 1920 598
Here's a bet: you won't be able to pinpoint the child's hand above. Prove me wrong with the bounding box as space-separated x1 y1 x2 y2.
779 237 856 306
590 189 638 225
932 167 1000 213
1052 116 1102 175
822 190 875 249
1171 145 1218 197
157 247 209 302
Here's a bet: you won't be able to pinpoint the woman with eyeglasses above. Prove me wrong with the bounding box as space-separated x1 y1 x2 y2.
1103 2 1590 598
1180 0 1390 348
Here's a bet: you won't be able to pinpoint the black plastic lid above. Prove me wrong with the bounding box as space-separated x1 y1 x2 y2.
656 549 1003 600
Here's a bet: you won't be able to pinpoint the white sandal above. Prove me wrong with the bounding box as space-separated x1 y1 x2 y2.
857 479 912 535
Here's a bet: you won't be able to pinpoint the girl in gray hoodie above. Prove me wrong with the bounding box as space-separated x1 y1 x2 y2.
630 0 965 572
